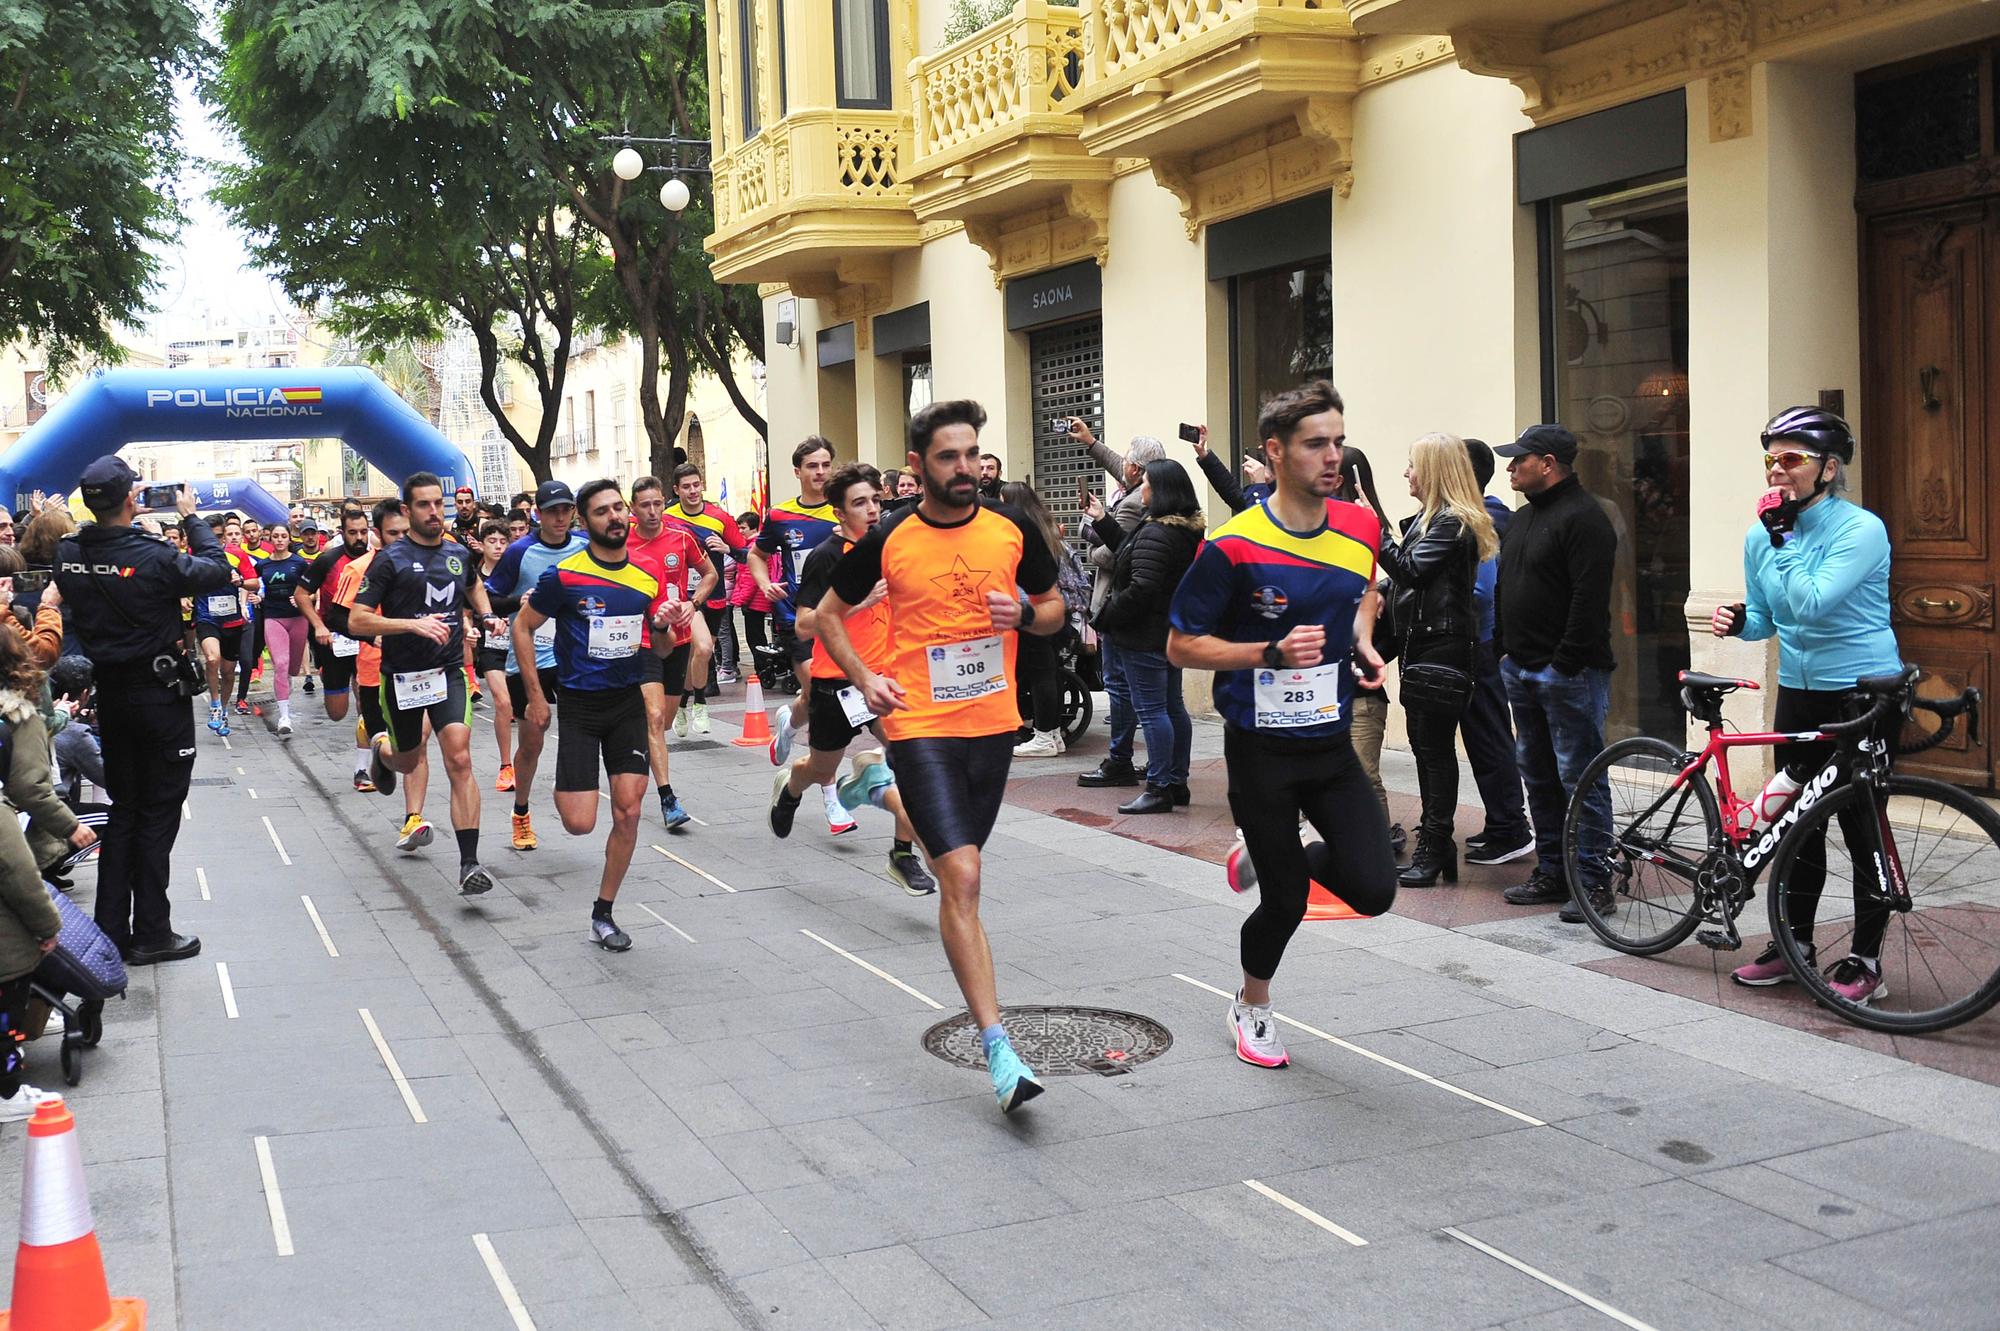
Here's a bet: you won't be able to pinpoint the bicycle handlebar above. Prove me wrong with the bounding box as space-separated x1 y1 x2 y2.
1817 676 1982 754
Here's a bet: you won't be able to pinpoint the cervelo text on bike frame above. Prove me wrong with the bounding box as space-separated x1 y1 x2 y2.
1740 759 1842 873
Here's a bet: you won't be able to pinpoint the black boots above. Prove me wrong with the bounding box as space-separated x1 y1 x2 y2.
1118 784 1175 815
1397 835 1458 887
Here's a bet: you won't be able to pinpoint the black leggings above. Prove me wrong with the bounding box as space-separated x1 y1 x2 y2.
1774 686 1888 957
1404 634 1473 847
740 610 771 681
1228 725 1398 981
1015 629 1062 733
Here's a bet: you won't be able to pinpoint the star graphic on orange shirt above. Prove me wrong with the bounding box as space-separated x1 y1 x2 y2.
929 554 990 603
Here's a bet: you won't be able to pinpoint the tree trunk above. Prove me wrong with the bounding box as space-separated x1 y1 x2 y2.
661 319 693 475
471 324 554 484
692 323 767 441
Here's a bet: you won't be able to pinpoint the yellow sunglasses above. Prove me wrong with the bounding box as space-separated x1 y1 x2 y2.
1762 450 1824 471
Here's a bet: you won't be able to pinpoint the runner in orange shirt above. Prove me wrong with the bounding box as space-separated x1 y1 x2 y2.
814 400 1064 1114
331 499 432 847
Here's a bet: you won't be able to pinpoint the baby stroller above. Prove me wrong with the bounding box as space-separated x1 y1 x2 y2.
31 881 126 1086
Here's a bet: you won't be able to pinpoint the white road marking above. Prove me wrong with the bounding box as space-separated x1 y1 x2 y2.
236 766 245 775
216 962 239 1019
634 902 696 943
686 813 709 826
222 735 233 751
182 801 191 822
263 815 291 866
253 1136 294 1257
1243 1179 1368 1246
1172 974 1545 1126
800 929 944 1010
300 895 339 957
472 1233 537 1331
247 787 258 800
359 1008 427 1124
652 844 735 892
196 866 211 901
1442 1228 1661 1331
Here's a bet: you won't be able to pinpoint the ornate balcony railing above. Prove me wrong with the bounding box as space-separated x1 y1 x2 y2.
913 2 1087 163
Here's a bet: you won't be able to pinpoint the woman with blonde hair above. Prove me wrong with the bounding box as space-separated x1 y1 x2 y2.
1378 432 1498 887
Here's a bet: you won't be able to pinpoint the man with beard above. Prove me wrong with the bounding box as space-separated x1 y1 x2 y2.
512 480 682 951
348 473 509 896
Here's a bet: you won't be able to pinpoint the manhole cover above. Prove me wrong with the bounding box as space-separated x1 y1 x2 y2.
922 1005 1173 1077
186 777 235 787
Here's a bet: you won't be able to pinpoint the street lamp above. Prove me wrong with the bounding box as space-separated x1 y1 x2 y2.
601 132 712 214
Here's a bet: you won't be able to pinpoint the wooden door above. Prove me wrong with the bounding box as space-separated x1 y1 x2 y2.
1862 201 1999 789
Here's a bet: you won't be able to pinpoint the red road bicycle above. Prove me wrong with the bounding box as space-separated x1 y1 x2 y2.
1562 664 1997 1033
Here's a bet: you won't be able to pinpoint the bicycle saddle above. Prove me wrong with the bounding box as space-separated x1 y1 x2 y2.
1677 671 1760 693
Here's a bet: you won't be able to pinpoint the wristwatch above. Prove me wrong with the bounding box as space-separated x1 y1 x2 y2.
1262 640 1284 669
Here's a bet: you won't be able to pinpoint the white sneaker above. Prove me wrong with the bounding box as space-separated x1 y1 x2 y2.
1013 730 1063 758
0 1084 60 1123
277 711 293 737
692 701 710 734
769 709 798 767
824 784 856 836
1229 991 1289 1068
674 706 691 738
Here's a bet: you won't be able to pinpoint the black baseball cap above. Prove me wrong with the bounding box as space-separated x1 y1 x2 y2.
535 480 576 510
1495 425 1579 466
78 455 139 509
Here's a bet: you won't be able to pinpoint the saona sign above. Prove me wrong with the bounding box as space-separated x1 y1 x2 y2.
144 386 326 420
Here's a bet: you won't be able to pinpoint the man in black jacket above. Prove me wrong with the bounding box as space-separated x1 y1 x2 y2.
55 457 233 964
1490 426 1618 917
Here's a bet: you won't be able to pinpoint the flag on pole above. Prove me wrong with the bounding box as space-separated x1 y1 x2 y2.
719 477 730 508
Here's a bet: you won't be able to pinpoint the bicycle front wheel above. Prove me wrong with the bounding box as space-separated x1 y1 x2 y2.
1564 737 1719 955
1769 775 2000 1034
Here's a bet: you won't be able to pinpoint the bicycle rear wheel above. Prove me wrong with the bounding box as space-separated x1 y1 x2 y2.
1564 737 1719 954
1769 775 2000 1033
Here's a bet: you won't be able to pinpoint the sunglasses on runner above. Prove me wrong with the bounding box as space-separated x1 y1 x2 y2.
1762 450 1824 471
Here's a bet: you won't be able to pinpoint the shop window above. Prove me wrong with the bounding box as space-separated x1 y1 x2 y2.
1856 56 1981 185
835 0 891 109
903 353 932 423
1541 174 1690 745
1227 261 1332 471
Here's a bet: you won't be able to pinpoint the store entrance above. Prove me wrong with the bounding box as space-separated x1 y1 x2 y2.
1857 41 2000 790
1028 316 1105 549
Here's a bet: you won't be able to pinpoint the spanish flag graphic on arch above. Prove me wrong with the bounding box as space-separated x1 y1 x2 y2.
280 386 323 403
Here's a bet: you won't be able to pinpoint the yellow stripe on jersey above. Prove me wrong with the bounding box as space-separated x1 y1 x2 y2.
555 548 660 599
1212 504 1377 583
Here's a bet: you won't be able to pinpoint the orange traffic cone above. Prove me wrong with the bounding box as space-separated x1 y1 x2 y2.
1303 877 1364 922
0 1099 145 1331
732 677 774 749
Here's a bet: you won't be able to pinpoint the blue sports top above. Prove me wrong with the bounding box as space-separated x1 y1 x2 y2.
1168 498 1380 741
253 553 309 619
1739 495 1901 691
487 529 587 672
527 549 666 692
754 497 839 625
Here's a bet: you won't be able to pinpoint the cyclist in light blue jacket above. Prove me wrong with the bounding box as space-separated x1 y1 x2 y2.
1713 406 1901 1003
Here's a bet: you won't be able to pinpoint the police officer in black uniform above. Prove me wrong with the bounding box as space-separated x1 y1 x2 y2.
55 456 232 964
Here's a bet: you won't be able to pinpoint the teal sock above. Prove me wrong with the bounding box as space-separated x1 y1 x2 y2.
980 1024 1007 1057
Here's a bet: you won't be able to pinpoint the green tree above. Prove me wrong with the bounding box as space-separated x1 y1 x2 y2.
0 0 205 377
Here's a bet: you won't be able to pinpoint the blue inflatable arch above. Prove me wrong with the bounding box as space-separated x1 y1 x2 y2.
0 367 478 509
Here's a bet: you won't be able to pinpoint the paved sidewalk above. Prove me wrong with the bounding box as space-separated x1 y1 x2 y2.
6 686 2000 1330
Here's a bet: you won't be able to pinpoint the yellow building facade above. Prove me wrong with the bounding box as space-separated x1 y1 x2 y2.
704 0 2000 789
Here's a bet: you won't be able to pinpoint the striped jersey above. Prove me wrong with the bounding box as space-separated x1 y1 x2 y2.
661 501 746 608
527 549 670 692
755 497 839 624
1168 498 1380 740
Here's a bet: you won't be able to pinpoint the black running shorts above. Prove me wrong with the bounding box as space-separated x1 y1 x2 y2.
555 687 650 792
378 667 472 753
310 638 356 694
807 677 871 753
506 670 561 716
886 732 1015 859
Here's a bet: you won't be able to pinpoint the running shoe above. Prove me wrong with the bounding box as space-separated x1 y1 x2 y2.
1229 991 1289 1068
511 811 537 851
276 715 293 738
824 786 857 836
369 737 397 796
1013 730 1063 758
835 751 893 812
674 705 691 738
1824 955 1887 1005
887 848 937 897
716 669 740 685
591 916 633 952
208 707 229 737
986 1039 1044 1114
1731 940 1813 987
1225 843 1257 895
352 772 376 794
661 792 692 831
769 709 798 767
396 815 434 852
302 677 316 695
0 1084 62 1124
458 863 496 896
692 701 710 734
235 699 251 716
768 769 801 839
1465 831 1536 866
496 764 516 793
